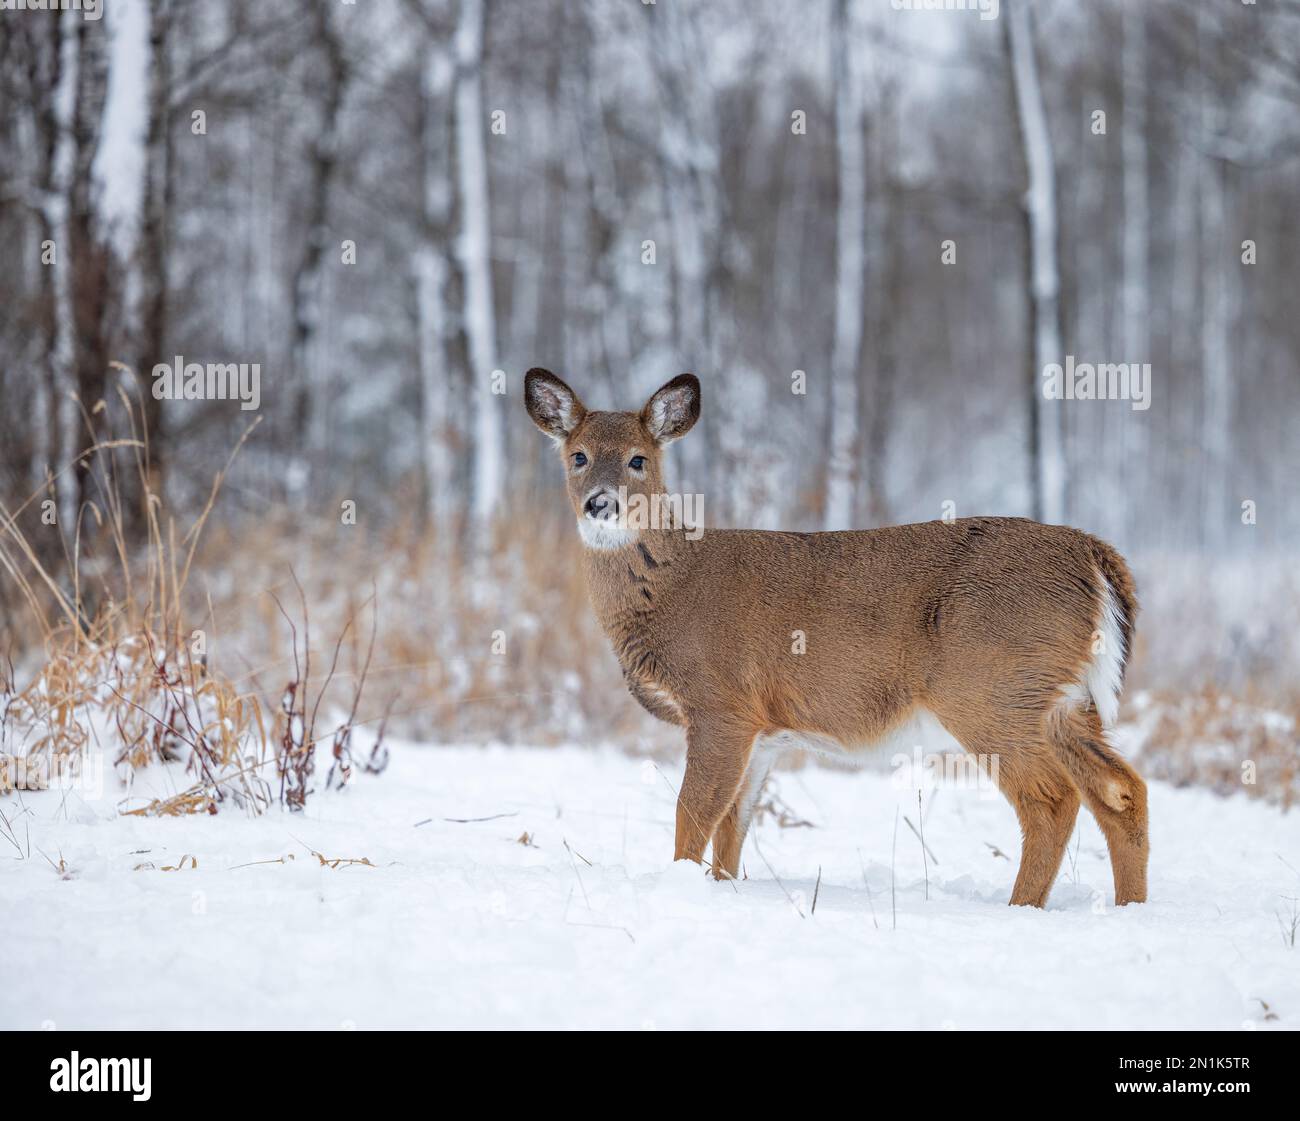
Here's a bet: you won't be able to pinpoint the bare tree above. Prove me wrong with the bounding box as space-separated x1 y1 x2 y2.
824 0 866 531
647 0 725 498
1121 0 1150 543
137 0 176 505
568 10 633 404
1196 7 1234 547
1006 0 1065 524
412 0 459 534
290 1 350 476
44 10 82 536
863 40 902 529
455 0 502 532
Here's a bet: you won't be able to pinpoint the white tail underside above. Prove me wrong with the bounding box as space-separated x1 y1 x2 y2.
1085 572 1126 727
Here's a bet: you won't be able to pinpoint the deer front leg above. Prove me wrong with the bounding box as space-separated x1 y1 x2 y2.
674 720 757 870
710 744 776 880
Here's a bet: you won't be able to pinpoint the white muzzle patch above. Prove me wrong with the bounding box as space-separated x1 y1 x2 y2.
577 515 638 551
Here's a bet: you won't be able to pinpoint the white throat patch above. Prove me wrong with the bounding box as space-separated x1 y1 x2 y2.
577 516 638 551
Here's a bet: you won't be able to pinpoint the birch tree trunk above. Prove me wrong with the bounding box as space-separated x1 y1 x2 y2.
415 17 457 533
1197 9 1232 549
6 29 53 492
531 37 566 384
824 0 865 531
1121 1 1149 543
648 1 722 500
567 23 632 406
1168 120 1200 543
1074 84 1110 535
1006 0 1066 525
98 0 149 389
865 63 901 529
46 10 82 537
455 0 502 533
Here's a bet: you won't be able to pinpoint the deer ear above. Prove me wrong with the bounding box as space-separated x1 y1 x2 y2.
642 374 700 445
525 368 586 441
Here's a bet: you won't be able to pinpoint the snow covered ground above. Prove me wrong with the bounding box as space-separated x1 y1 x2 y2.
2 742 1297 1031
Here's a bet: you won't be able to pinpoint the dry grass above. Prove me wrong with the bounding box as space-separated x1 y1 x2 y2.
0 383 384 815
1133 686 1300 809
181 506 677 754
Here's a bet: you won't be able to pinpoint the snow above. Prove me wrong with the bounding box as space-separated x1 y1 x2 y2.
2 743 1297 1031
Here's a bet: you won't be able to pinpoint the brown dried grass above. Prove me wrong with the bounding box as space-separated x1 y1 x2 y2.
0 381 383 815
1134 685 1300 809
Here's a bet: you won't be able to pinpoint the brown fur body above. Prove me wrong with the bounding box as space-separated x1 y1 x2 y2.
526 370 1149 908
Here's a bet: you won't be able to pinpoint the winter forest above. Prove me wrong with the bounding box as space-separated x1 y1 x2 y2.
3 0 1300 1036
1 0 1298 759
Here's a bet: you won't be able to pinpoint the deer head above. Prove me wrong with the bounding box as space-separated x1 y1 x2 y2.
524 369 700 549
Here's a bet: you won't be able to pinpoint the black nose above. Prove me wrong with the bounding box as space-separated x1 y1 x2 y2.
584 492 616 518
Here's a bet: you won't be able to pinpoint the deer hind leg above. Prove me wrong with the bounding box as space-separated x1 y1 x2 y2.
675 719 757 871
1048 706 1149 905
934 707 1080 908
711 743 776 881
1000 756 1082 908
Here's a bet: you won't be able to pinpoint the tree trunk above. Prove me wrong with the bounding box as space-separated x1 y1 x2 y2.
824 0 865 531
648 0 722 500
1074 83 1110 535
1197 10 1232 549
138 0 174 508
865 70 900 529
46 9 82 538
415 17 457 535
72 16 114 515
572 57 633 402
1006 0 1066 525
291 2 349 481
455 0 502 533
1121 2 1149 545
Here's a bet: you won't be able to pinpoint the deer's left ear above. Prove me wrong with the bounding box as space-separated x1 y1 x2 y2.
641 374 700 445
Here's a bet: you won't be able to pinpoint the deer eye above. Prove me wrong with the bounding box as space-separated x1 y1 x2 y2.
571 452 587 468
628 455 646 471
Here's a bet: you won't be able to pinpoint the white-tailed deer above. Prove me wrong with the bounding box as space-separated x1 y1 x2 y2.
525 369 1148 907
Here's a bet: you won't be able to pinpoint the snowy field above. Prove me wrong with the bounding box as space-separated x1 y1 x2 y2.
2 742 1297 1031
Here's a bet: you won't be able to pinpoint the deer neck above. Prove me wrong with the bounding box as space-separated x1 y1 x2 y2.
580 527 696 639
